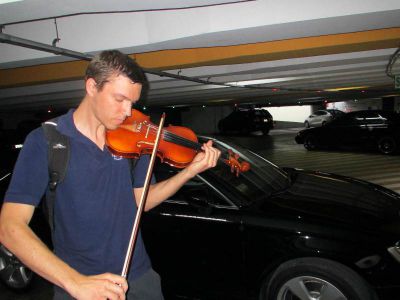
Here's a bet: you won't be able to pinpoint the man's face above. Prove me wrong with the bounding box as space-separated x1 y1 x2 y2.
90 74 142 130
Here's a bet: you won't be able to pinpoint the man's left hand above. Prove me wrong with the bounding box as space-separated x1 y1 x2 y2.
186 140 221 177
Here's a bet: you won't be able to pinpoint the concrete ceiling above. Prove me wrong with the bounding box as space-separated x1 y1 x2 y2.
1 0 400 113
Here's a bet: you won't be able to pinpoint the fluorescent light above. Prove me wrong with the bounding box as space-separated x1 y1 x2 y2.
0 0 23 4
227 77 300 86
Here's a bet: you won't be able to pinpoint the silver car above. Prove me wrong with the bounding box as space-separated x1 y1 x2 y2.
304 109 344 127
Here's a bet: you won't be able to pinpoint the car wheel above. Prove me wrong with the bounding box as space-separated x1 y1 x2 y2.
0 244 33 289
377 136 397 155
304 121 310 128
303 134 318 150
260 257 378 300
262 128 270 135
321 121 327 126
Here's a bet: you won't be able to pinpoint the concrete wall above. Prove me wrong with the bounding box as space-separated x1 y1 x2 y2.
181 105 233 134
264 105 312 123
327 98 383 112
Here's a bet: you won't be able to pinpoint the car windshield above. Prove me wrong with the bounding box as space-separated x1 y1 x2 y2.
199 136 290 205
253 109 270 117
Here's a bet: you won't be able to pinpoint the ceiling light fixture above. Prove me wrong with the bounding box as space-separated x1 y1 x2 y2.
227 77 299 86
0 0 24 4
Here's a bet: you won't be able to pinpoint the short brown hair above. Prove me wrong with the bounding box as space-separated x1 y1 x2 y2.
85 50 148 90
85 50 149 106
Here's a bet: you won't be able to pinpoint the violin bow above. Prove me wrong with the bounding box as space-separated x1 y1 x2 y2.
121 112 166 278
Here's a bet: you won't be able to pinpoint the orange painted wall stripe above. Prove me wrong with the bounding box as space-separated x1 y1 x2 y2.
135 27 400 68
1 27 400 88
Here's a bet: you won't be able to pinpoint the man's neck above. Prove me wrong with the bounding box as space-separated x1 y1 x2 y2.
73 99 106 149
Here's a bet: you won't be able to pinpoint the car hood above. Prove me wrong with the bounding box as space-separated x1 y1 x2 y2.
268 167 400 234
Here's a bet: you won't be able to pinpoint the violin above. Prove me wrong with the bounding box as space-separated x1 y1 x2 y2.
105 109 250 176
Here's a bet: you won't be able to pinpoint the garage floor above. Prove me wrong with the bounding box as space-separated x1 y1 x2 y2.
1 126 399 299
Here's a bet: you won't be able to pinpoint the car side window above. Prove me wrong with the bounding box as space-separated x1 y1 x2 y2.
231 111 245 122
364 112 385 125
314 111 323 116
334 114 360 126
353 112 382 126
153 161 234 208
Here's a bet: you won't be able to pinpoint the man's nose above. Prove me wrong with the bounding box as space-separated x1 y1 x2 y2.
123 101 132 117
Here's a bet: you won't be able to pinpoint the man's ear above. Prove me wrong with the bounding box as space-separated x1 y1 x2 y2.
86 78 98 97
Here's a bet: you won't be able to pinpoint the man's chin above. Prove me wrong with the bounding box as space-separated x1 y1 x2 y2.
106 124 119 131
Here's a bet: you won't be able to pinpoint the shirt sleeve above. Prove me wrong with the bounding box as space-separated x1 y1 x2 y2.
132 155 156 188
4 128 49 207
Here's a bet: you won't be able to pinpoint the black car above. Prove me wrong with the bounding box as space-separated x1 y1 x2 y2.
218 108 274 135
142 136 400 300
2 136 400 300
295 110 400 155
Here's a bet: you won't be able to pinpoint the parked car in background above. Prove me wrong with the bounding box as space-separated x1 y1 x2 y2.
296 110 400 155
218 108 274 135
304 109 344 127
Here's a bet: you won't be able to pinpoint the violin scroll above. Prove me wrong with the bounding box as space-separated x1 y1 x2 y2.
224 149 251 177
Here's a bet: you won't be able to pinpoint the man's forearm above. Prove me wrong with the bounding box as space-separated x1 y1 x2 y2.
0 220 81 294
136 167 194 211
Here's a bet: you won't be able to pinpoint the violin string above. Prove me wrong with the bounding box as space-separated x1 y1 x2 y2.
145 123 202 150
165 132 202 150
161 129 229 161
143 123 229 160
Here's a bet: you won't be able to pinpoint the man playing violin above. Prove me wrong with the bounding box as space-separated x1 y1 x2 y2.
0 50 221 300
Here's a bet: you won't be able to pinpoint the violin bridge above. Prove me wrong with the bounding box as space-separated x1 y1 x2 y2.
135 121 141 132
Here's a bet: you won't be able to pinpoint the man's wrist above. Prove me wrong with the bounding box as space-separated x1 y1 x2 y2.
62 269 84 298
181 166 197 180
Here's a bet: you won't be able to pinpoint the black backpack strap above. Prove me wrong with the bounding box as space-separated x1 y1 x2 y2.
128 158 138 185
42 118 70 232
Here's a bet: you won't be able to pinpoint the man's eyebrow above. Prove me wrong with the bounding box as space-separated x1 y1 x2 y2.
114 92 135 102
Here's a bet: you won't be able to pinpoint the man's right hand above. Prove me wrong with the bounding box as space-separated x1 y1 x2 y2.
68 272 128 300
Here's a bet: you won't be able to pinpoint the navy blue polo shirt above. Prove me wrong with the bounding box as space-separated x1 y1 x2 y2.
4 109 152 280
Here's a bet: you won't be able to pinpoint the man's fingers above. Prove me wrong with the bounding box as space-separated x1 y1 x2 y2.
103 280 126 300
98 273 128 292
203 142 220 167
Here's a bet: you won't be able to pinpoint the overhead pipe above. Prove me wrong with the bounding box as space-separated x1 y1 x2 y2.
0 32 93 61
0 32 325 93
0 32 215 86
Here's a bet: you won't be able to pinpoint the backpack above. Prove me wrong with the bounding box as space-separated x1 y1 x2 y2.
41 118 136 232
41 119 70 233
